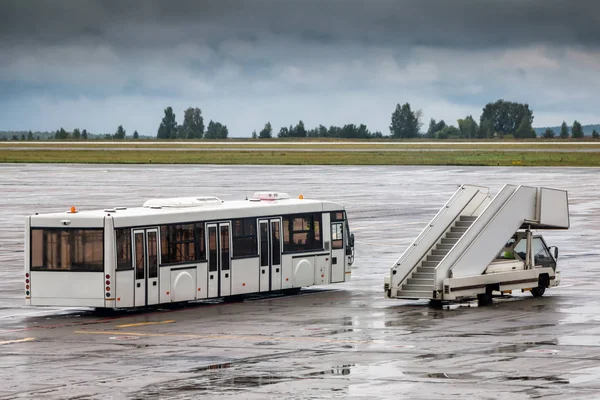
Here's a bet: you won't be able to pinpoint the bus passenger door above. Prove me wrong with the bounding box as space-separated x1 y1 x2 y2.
259 220 270 292
133 228 160 307
331 222 345 283
207 223 231 298
146 228 159 305
207 224 219 298
133 230 146 306
219 223 231 297
270 218 282 291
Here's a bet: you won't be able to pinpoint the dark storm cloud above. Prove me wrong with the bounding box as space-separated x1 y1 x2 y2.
1 0 599 49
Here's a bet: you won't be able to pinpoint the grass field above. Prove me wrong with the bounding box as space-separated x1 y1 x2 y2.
1 148 599 166
1 140 600 150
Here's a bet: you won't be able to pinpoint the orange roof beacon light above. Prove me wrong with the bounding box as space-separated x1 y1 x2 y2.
299 194 304 199
69 206 77 213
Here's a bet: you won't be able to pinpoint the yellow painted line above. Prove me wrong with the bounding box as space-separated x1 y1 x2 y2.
0 337 35 345
115 320 175 328
75 330 367 344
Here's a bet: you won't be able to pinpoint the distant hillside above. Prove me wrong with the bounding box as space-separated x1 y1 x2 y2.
534 124 600 137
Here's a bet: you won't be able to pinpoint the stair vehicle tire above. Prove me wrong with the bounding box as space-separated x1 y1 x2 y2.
531 286 546 297
531 274 549 297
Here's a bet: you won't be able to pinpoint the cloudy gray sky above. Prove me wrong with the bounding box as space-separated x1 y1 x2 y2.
1 0 599 136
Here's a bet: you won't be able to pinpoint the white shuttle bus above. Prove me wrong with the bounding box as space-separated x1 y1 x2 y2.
25 192 354 309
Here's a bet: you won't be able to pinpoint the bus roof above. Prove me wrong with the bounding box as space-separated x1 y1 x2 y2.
29 196 346 228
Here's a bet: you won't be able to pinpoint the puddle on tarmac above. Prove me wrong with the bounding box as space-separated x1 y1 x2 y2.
506 375 569 384
416 353 458 360
484 340 558 354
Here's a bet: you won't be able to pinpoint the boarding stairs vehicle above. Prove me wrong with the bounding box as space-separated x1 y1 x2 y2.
384 184 569 303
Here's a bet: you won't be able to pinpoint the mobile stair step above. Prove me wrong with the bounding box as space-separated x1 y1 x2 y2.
412 272 434 279
416 266 435 274
432 249 449 256
436 244 454 251
450 226 469 233
427 255 445 262
407 278 434 285
402 284 434 292
456 220 474 228
441 238 459 245
422 261 439 268
395 290 434 299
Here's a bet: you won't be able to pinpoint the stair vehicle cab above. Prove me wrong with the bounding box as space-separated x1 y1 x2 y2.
384 184 569 304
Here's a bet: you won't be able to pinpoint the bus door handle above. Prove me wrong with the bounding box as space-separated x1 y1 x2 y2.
136 282 141 288
225 273 229 278
275 268 280 273
153 281 157 286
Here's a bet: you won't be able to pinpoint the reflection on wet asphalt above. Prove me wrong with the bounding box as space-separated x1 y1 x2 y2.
1 164 600 399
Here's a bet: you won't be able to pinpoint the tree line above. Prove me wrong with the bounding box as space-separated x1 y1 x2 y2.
3 100 598 140
157 106 228 139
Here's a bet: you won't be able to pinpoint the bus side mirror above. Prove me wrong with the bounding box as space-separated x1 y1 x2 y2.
549 246 558 259
350 233 355 247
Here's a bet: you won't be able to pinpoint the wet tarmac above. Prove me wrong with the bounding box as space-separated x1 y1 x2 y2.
1 164 600 399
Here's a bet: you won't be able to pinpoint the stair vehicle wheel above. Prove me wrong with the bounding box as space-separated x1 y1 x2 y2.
531 286 546 297
531 274 549 297
477 292 492 305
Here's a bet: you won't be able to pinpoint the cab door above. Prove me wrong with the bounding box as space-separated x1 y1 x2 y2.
133 228 159 307
207 223 231 298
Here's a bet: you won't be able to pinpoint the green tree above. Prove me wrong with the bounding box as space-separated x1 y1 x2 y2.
479 118 494 138
390 103 421 138
437 125 460 140
291 120 307 138
252 130 257 139
278 127 289 138
133 130 139 139
157 106 177 139
114 125 126 139
72 128 81 140
182 107 204 139
592 129 599 139
55 127 69 140
259 122 273 139
480 100 533 136
27 130 34 141
81 129 88 140
515 116 536 139
457 116 478 139
559 121 569 139
426 118 437 138
205 120 228 139
571 120 584 138
543 128 556 139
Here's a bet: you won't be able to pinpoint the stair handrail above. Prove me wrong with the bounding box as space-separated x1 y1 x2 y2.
392 185 486 289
